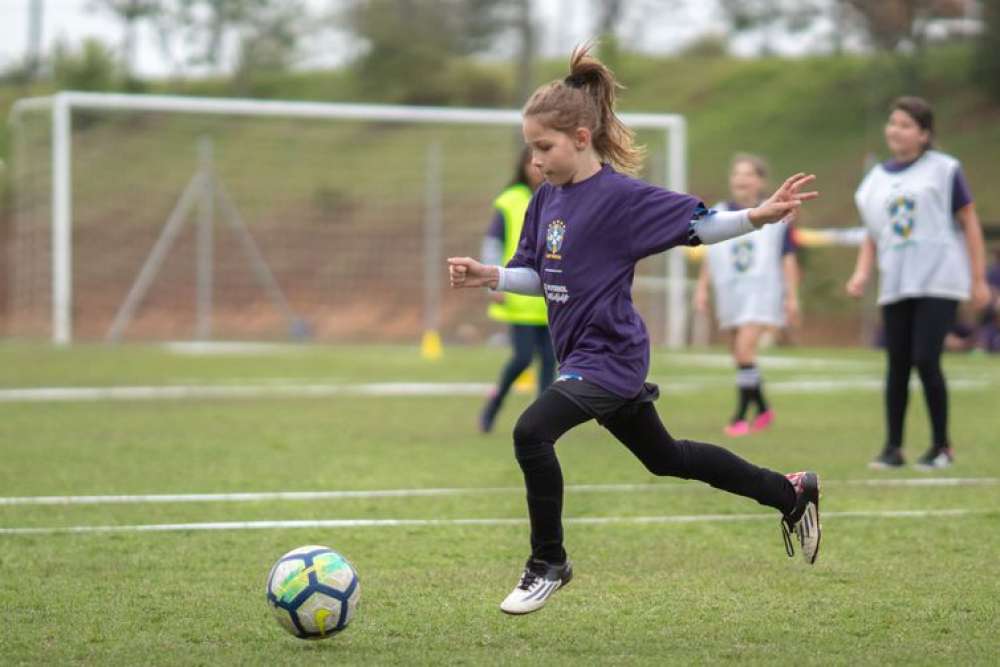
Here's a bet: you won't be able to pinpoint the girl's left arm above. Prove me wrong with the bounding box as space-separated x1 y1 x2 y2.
956 203 990 309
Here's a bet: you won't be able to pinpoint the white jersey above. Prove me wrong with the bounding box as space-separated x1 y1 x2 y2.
854 150 970 305
705 202 791 329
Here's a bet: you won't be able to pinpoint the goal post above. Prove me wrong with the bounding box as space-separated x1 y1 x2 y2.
7 92 690 348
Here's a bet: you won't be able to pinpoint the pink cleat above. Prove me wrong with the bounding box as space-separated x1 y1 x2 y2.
724 420 750 437
750 409 775 433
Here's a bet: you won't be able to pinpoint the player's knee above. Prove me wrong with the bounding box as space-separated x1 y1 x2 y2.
638 437 685 477
913 357 943 382
512 414 551 465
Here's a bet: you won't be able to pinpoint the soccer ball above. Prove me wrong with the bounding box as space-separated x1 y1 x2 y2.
265 545 360 639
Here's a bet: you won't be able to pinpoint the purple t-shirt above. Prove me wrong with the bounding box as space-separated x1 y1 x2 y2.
988 262 1000 290
883 158 973 212
508 164 702 398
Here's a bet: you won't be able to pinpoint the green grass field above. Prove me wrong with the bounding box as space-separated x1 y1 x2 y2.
1 342 998 665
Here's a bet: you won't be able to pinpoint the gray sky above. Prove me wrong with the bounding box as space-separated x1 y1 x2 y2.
0 0 845 79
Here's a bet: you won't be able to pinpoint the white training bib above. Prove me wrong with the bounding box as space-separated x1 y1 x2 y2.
706 202 789 329
854 150 970 305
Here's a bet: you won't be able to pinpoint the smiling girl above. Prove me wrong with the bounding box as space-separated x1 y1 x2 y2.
848 96 989 470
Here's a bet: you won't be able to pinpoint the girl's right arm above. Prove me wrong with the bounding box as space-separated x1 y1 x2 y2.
846 236 876 298
447 258 543 296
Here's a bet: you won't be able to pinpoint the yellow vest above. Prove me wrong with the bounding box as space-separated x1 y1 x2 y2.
488 184 549 326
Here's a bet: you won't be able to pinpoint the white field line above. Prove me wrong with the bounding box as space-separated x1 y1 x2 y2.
1 478 995 507
660 352 879 370
163 342 307 356
0 377 991 403
0 508 988 536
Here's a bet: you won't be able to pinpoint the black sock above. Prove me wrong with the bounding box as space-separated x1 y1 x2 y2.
735 364 761 421
753 385 769 414
734 387 752 422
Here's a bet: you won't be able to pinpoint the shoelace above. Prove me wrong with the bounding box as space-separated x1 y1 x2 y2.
517 569 541 591
780 518 795 558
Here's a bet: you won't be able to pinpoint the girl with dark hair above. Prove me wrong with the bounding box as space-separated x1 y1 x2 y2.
448 45 822 615
848 96 990 470
694 153 800 436
479 147 554 433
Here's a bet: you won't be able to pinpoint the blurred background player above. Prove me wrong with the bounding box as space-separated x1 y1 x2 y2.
847 96 990 470
479 147 554 433
694 154 800 437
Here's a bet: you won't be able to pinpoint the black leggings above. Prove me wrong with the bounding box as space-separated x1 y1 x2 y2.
512 388 797 563
881 297 958 448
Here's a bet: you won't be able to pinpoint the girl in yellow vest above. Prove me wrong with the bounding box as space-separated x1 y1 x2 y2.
479 147 554 433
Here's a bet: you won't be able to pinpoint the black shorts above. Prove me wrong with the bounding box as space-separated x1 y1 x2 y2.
548 375 660 424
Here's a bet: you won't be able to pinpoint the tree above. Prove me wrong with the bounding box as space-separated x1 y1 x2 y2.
839 0 969 90
146 0 308 79
345 0 513 104
718 0 826 56
92 0 162 79
840 0 968 52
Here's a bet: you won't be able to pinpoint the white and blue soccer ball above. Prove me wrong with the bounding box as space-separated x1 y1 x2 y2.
266 545 360 639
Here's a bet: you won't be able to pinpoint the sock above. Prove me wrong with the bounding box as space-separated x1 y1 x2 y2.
734 386 752 422
736 365 762 420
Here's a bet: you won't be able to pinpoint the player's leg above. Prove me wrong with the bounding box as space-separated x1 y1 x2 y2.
480 325 536 433
500 388 591 614
736 324 774 433
602 401 820 563
911 297 959 469
874 299 915 468
534 325 557 395
725 328 753 436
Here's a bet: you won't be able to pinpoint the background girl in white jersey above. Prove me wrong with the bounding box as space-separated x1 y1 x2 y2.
847 96 990 470
694 154 800 437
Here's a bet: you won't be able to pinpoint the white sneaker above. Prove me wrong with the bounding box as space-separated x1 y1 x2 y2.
781 471 821 565
499 558 573 615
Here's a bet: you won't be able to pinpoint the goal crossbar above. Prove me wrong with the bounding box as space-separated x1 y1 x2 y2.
8 91 688 347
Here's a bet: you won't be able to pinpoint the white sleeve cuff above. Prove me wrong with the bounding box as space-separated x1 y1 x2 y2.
495 267 543 296
691 208 755 244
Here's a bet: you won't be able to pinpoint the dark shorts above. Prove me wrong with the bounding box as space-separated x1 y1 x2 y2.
548 374 660 424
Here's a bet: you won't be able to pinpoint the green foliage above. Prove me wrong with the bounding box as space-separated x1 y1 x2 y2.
52 38 121 91
678 34 729 60
346 0 513 104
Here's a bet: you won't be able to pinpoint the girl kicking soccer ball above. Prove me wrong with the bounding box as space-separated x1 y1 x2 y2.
448 45 822 616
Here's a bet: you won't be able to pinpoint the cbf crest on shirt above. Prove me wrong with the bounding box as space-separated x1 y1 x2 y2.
546 220 566 259
854 150 971 305
887 193 917 242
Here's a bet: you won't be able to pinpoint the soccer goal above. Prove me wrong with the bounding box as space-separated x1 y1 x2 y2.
6 92 689 347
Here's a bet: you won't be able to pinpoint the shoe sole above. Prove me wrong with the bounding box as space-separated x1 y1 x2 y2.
499 570 573 616
804 474 821 565
912 461 952 471
802 501 821 565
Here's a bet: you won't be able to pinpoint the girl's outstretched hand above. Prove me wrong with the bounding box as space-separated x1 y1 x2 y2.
750 173 819 227
448 257 499 289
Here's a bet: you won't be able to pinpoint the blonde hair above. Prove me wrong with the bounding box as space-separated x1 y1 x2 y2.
522 43 644 176
730 153 769 180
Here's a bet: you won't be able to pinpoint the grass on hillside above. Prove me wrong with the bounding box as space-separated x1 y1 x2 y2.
0 343 998 664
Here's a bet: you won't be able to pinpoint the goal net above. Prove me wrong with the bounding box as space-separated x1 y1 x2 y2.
6 92 689 347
